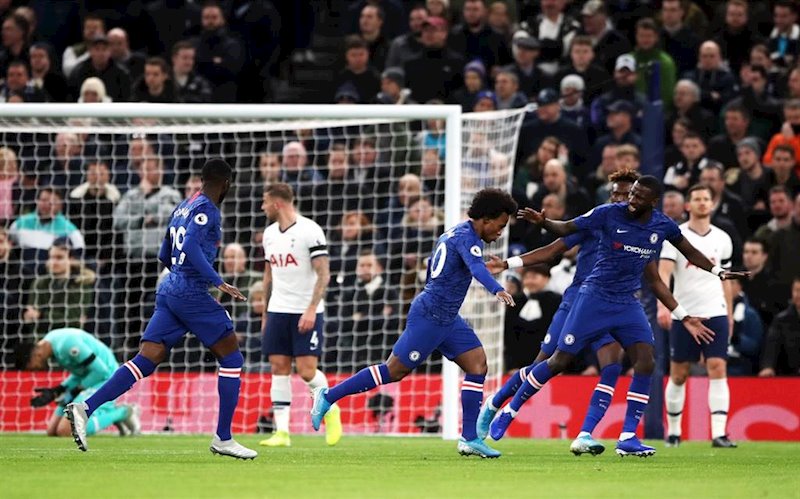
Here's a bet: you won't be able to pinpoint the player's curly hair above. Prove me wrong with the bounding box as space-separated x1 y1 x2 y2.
201 158 232 184
608 168 640 184
467 188 517 220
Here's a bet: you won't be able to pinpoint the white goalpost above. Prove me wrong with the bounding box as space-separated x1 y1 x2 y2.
0 103 526 439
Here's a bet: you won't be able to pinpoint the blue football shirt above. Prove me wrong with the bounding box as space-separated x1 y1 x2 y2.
573 203 683 303
414 220 504 324
561 229 600 304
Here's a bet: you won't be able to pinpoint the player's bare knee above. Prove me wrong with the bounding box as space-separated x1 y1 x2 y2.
295 362 317 382
706 358 727 379
386 357 411 382
139 341 167 365
547 351 572 374
633 356 655 375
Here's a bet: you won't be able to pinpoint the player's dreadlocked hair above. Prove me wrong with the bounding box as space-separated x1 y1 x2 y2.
201 158 233 185
608 168 640 184
636 175 664 198
467 188 518 220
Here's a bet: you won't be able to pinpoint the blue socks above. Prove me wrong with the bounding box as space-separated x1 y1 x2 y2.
509 362 554 413
491 365 531 409
580 363 622 434
85 354 156 415
461 374 485 441
216 351 244 441
325 364 390 404
622 373 651 435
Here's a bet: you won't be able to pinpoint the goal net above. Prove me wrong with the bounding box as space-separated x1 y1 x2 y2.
0 104 526 437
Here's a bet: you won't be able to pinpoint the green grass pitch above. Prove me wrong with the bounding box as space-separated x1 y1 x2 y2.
3 435 799 499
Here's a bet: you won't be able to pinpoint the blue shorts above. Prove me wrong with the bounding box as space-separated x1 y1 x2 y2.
558 291 653 355
142 293 234 350
262 312 324 358
541 299 616 358
392 307 482 369
669 316 729 362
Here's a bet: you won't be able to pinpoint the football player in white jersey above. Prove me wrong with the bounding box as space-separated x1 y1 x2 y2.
658 184 740 448
259 183 342 447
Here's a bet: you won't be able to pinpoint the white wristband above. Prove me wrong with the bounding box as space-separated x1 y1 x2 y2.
507 256 524 269
711 265 724 277
671 304 688 321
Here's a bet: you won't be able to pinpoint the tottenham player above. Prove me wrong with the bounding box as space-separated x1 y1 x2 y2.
311 188 517 458
481 169 639 456
489 176 749 457
260 182 342 447
66 159 256 459
658 184 738 448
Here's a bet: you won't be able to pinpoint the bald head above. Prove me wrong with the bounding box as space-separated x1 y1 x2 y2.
699 41 722 70
223 243 248 274
543 158 567 192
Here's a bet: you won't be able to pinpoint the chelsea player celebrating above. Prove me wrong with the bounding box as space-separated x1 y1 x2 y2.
66 159 257 459
489 176 748 457
311 188 518 458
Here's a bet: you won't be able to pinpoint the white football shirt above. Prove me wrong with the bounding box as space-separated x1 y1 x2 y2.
263 215 328 314
660 223 732 319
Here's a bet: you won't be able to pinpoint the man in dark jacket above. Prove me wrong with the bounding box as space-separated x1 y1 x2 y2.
682 41 738 116
193 2 244 102
759 277 800 377
404 17 464 103
449 0 511 73
131 57 179 103
68 34 131 102
171 40 212 103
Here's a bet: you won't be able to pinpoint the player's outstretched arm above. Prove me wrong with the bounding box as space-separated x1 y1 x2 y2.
486 239 569 274
644 260 714 344
517 207 579 237
673 237 751 281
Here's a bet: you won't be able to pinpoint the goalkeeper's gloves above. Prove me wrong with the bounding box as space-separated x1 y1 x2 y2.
30 385 67 408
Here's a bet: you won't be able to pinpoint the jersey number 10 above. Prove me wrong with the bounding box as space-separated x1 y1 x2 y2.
170 226 187 266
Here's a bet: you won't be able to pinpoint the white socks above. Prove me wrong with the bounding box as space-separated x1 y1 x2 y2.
306 369 329 394
708 378 730 439
271 374 292 433
665 378 686 437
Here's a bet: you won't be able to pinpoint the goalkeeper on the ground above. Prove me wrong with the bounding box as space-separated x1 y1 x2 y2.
15 328 139 437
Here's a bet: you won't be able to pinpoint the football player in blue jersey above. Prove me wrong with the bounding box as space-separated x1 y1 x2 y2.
479 169 639 456
65 159 257 459
310 188 518 458
488 176 749 457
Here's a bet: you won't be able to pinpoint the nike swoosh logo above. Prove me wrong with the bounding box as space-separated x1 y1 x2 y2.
616 229 628 233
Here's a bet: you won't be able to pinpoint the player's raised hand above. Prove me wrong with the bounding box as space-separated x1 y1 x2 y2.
719 270 751 281
495 290 515 307
298 309 316 333
517 207 545 225
486 255 506 275
217 282 246 301
30 386 64 407
682 316 715 344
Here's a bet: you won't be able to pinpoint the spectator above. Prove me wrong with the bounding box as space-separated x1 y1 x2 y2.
505 265 561 370
708 104 751 169
351 136 393 210
664 132 720 193
235 281 265 367
726 64 781 142
595 144 639 204
216 242 261 319
763 99 800 174
577 0 632 75
767 144 800 196
755 186 795 244
107 28 144 83
450 60 486 111
668 79 716 140
488 1 513 42
788 67 800 100
750 43 784 99
494 69 526 109
727 278 765 376
0 60 47 103
449 0 511 73
335 35 381 104
67 162 120 265
419 148 444 207
375 67 414 104
559 75 591 133
279 141 321 213
633 18 677 109
358 4 389 71
0 13 30 78
768 0 800 69
662 190 687 223
742 238 788 327
522 0 580 75
699 164 750 240
505 33 549 99
328 211 381 304
45 132 83 189
659 0 701 75
714 0 762 77
77 77 109 103
404 16 464 103
525 193 567 252
62 13 105 78
68 34 131 103
171 41 212 104
0 227 23 338
426 0 452 23
0 146 19 225
730 138 771 216
312 143 365 230
183 174 202 199
29 43 68 102
590 54 647 135
530 158 592 219
555 35 610 103
193 2 245 103
759 277 800 377
131 57 178 103
589 143 619 202
389 196 443 291
768 192 800 288
513 135 559 200
385 4 427 68
24 239 95 337
517 88 590 179
377 173 422 234
143 0 202 57
591 100 641 168
683 41 738 116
